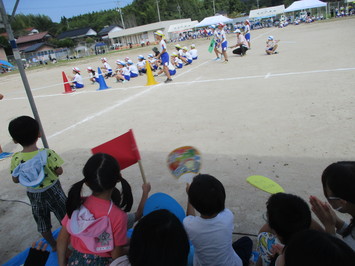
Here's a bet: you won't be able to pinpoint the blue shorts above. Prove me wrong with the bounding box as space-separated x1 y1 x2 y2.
124 75 130 81
193 57 198 60
130 72 138 78
169 69 176 76
94 78 99 83
245 33 251 41
221 41 228 51
161 52 169 66
187 59 193 64
74 82 84 88
153 65 158 70
177 63 183 69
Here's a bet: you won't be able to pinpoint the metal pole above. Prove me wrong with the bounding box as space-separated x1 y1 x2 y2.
0 0 49 148
213 0 216 15
156 0 161 21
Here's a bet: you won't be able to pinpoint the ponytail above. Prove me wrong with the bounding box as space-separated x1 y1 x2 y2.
66 179 85 218
111 178 133 212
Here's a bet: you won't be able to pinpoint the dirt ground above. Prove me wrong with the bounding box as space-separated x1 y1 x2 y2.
1 17 354 263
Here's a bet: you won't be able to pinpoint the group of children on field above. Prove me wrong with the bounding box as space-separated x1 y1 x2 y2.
8 115 355 266
67 30 199 87
209 20 279 61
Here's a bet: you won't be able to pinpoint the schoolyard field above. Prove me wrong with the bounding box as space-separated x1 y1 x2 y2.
0 17 354 263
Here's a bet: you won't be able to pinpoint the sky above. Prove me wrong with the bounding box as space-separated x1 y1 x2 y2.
4 0 134 23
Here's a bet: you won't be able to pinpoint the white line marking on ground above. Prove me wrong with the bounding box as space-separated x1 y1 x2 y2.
47 61 209 139
164 67 355 86
4 66 354 101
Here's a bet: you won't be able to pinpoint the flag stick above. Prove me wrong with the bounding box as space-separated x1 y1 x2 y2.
138 160 147 184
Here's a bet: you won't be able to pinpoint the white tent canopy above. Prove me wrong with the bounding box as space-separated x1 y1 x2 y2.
249 5 285 18
194 15 232 28
168 20 199 33
285 0 326 12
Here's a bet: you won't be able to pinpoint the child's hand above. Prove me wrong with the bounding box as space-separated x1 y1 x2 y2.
142 182 151 195
310 196 337 231
271 243 284 256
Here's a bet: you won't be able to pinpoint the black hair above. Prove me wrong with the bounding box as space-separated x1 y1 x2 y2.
66 153 133 218
322 161 355 237
267 193 311 244
129 209 190 266
284 229 355 266
8 116 40 146
188 174 226 216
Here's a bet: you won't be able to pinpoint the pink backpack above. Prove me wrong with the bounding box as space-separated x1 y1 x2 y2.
67 201 114 253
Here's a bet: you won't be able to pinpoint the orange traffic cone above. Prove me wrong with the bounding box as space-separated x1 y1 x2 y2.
145 63 159 86
62 71 74 94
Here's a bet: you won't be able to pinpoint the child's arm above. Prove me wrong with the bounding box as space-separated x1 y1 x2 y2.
57 226 70 266
186 183 196 216
55 166 63 176
134 182 151 222
111 245 127 259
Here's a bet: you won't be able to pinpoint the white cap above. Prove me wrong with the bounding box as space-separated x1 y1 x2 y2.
72 67 80 72
154 30 164 37
268 36 274 40
234 29 241 33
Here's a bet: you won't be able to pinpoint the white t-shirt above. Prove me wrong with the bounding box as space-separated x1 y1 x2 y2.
338 222 355 250
159 39 167 53
73 73 83 85
183 209 242 266
183 51 193 60
244 24 250 34
174 57 183 64
190 49 198 58
137 60 146 69
168 62 175 71
104 62 112 71
128 64 139 75
121 67 130 76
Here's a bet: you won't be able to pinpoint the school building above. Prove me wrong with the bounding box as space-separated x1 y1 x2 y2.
108 18 192 48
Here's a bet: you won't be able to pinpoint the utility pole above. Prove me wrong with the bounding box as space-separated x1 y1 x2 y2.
177 4 182 19
0 0 49 148
156 0 161 22
212 0 216 15
117 1 125 29
257 0 259 9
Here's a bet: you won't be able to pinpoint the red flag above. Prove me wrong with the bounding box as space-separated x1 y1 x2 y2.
91 129 141 170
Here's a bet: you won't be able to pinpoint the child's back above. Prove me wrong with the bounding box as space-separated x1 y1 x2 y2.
8 116 67 250
184 174 251 266
184 208 242 266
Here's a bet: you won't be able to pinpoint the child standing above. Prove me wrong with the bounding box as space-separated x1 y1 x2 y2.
57 153 134 265
8 116 67 251
154 30 172 83
184 174 252 266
